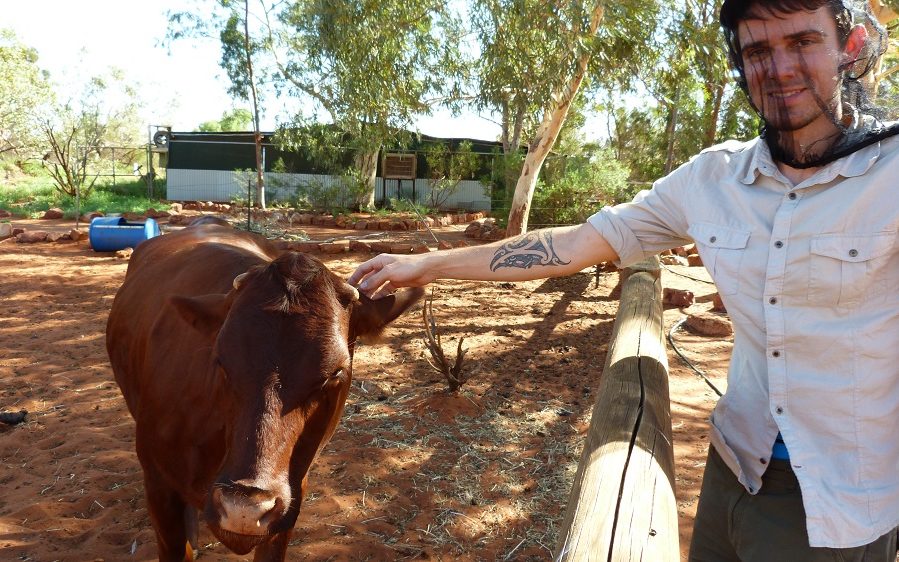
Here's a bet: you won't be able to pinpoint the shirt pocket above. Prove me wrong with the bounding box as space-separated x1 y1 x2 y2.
808 232 896 307
687 222 751 296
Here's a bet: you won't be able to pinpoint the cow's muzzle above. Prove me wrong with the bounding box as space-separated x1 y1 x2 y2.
207 479 291 541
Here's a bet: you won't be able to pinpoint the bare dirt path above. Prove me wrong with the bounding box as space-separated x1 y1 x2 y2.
0 219 729 561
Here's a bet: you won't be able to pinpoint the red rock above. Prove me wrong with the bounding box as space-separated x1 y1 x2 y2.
320 241 350 254
81 211 104 223
660 254 688 266
315 215 337 227
0 209 12 218
687 253 703 267
288 241 321 253
335 215 351 228
349 240 372 252
16 231 49 243
169 203 183 214
411 244 431 254
370 242 394 253
115 247 134 259
663 288 694 308
685 311 733 337
46 231 65 242
183 202 200 211
353 220 369 230
69 229 86 241
0 223 12 240
12 227 25 236
390 244 414 254
391 221 408 231
377 220 391 230
437 240 454 250
711 293 727 313
271 239 291 251
453 240 470 248
41 208 64 220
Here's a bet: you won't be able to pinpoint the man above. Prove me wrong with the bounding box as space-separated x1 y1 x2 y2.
349 1 899 559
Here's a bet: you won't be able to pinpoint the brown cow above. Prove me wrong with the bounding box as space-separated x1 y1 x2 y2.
106 224 421 561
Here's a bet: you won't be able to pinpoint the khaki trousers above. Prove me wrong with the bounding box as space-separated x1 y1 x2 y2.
689 446 898 562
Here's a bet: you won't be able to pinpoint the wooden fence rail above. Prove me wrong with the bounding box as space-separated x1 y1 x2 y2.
554 257 679 561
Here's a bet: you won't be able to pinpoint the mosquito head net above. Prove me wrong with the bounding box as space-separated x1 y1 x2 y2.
720 0 898 168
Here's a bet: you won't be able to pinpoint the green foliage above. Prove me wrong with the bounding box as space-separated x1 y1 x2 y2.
422 140 479 209
604 0 759 181
471 0 661 155
0 29 52 161
529 148 631 227
0 176 165 219
387 196 434 217
197 108 254 132
39 69 144 200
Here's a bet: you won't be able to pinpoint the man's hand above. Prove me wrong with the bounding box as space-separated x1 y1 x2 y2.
348 253 437 299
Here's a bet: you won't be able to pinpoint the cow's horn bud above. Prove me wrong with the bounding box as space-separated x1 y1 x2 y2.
233 272 250 290
345 283 360 302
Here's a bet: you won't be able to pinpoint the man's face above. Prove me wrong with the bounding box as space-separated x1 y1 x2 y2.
737 6 845 137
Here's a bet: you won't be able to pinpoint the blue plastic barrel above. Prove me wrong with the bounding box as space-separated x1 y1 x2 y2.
89 216 161 252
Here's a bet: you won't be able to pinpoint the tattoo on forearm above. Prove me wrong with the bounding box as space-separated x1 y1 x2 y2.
489 230 571 271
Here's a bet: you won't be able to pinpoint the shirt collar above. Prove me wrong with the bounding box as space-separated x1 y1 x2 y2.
740 114 882 186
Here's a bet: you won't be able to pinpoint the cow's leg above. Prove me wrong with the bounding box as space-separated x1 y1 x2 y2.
143 472 192 562
183 505 199 556
252 530 291 562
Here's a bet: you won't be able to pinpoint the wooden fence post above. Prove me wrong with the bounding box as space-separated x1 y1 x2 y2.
554 256 678 561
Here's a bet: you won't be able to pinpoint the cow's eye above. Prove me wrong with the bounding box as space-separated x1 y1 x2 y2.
330 368 346 380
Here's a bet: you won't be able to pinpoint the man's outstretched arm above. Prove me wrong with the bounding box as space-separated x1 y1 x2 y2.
348 222 619 298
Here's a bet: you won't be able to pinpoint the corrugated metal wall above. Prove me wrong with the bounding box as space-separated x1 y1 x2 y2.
167 169 491 211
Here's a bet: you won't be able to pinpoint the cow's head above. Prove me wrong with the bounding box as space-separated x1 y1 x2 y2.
171 252 421 554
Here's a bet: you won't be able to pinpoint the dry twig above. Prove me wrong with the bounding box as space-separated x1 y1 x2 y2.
422 293 469 392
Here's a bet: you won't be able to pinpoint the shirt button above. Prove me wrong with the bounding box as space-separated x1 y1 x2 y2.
709 236 717 243
788 192 797 200
848 249 858 257
769 297 778 305
772 350 781 357
760 458 768 465
776 406 784 414
774 240 784 248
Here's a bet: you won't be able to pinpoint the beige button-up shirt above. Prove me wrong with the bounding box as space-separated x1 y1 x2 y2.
588 135 899 548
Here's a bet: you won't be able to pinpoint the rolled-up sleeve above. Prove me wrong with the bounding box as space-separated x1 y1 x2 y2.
587 160 694 267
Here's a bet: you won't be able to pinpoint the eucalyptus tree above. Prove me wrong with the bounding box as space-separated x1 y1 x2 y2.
471 0 660 236
606 0 757 182
170 0 467 210
269 0 467 208
0 29 52 161
39 70 143 201
169 0 269 207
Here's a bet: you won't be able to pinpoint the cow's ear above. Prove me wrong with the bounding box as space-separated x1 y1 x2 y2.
169 293 231 334
350 287 424 342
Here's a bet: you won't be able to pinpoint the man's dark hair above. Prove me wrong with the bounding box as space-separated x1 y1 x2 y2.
720 0 853 90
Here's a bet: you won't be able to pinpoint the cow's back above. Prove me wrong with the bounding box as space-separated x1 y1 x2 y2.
106 225 279 416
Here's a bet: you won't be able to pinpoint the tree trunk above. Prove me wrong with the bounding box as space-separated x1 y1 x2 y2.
703 83 724 148
663 88 680 176
356 148 380 210
245 0 265 209
505 3 605 237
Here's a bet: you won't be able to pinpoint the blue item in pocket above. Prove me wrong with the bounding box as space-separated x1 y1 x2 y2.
771 432 790 461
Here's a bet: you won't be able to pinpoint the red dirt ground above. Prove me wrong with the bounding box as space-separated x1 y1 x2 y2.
0 217 728 561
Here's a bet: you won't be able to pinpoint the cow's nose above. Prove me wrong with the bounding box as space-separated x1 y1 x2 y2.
211 481 285 536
